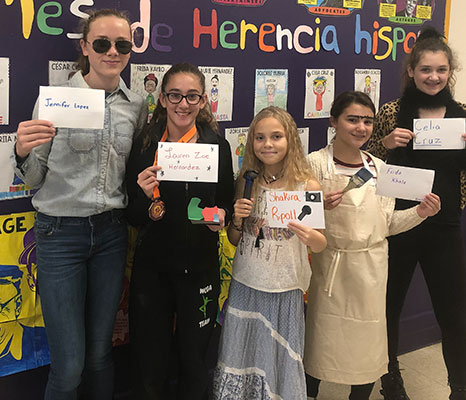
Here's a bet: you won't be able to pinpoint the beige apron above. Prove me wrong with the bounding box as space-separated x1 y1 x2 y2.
304 146 390 385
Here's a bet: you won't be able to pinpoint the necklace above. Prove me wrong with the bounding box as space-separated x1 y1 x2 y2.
263 172 284 185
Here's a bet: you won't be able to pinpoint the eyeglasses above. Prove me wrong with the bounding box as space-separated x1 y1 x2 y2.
163 92 204 105
88 38 132 55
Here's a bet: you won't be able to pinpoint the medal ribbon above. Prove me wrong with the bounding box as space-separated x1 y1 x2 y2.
152 124 197 199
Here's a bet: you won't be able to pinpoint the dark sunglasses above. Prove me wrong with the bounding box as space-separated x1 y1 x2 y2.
88 38 132 55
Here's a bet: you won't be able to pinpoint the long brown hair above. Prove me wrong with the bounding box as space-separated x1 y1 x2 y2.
77 9 132 75
235 106 316 199
401 26 458 91
142 63 218 150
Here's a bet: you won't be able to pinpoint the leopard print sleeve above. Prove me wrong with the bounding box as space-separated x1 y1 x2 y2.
366 99 400 161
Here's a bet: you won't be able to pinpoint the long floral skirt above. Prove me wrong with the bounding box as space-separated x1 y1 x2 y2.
212 280 306 400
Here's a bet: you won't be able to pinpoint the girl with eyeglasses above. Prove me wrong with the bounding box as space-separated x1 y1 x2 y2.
125 63 234 400
367 27 466 400
12 9 146 400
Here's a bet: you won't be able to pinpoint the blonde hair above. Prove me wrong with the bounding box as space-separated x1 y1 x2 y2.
235 106 316 199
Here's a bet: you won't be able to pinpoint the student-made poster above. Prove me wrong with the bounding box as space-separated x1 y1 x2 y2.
254 69 288 115
354 69 381 111
199 66 234 122
304 69 335 119
0 132 37 201
48 61 79 86
225 127 249 178
130 64 172 123
0 57 9 125
0 212 50 376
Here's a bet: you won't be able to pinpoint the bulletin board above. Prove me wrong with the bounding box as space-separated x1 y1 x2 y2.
0 0 447 376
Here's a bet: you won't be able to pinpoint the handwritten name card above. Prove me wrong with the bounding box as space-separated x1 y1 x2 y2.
376 164 435 202
157 142 219 183
38 86 105 129
266 190 325 229
413 118 465 150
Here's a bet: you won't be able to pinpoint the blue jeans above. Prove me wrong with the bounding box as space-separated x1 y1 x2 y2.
35 210 127 400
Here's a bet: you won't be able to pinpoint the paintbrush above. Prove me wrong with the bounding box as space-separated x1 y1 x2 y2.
342 167 373 192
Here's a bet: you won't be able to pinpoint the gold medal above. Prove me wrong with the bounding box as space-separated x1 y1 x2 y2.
147 125 196 222
148 198 166 221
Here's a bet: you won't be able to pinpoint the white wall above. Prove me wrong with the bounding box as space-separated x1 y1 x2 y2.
448 0 466 103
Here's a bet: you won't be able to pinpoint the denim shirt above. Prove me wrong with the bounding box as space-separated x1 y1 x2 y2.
12 72 147 217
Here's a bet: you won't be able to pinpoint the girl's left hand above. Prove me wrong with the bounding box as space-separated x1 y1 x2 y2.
287 221 327 253
416 193 441 218
206 208 226 232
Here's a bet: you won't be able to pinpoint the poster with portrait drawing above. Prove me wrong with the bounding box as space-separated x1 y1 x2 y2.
199 66 234 122
48 61 79 86
0 57 9 125
304 69 335 119
354 69 381 111
130 64 172 123
0 133 37 201
254 69 288 115
0 211 50 377
225 127 249 178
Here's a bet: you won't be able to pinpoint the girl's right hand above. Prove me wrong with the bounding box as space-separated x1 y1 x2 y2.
137 165 162 199
382 128 415 149
16 120 55 158
233 198 254 222
324 190 344 210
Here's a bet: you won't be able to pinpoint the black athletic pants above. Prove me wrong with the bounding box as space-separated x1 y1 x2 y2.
386 224 466 387
129 263 219 400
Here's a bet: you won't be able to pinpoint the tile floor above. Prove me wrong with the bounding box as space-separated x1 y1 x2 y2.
313 343 451 400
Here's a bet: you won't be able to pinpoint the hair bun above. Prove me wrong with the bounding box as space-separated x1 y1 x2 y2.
418 26 445 42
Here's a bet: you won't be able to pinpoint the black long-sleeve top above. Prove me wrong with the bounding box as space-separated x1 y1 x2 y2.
125 122 234 274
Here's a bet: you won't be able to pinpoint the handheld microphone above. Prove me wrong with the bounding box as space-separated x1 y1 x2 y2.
243 170 259 199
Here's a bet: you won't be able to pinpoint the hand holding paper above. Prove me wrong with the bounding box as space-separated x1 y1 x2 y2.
15 119 55 158
287 220 327 253
416 193 441 218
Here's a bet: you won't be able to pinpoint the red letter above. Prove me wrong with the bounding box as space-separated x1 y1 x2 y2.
193 8 218 49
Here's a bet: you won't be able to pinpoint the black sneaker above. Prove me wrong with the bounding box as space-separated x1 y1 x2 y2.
380 370 411 400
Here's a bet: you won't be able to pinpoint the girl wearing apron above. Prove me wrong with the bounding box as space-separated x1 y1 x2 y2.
304 91 440 400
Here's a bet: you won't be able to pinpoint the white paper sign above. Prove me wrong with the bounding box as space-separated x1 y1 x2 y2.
413 118 465 150
157 142 219 183
38 86 105 129
0 57 9 125
266 190 325 229
376 164 435 202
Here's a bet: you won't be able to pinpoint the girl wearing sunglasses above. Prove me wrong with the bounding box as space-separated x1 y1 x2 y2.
125 63 234 400
12 9 146 400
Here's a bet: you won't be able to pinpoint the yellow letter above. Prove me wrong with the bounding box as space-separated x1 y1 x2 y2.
5 0 35 39
375 26 393 61
240 19 257 50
